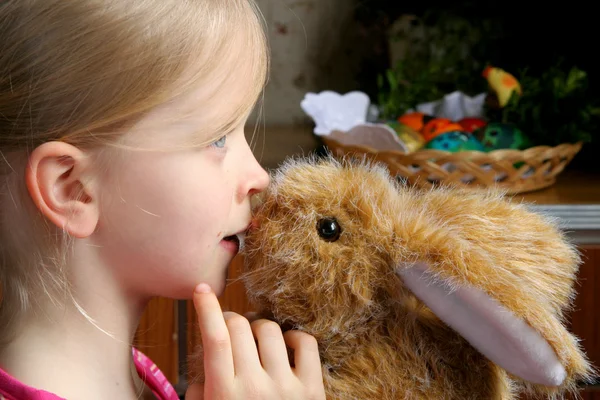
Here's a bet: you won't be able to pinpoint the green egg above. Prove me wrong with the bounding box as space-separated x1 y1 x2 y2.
425 131 485 152
474 122 529 151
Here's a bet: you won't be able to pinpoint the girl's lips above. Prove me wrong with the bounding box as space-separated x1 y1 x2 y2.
221 236 240 254
221 221 254 254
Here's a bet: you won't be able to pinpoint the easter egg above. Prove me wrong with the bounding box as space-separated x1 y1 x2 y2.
425 131 485 152
421 118 464 142
397 112 434 133
385 121 426 152
458 117 487 133
474 122 529 151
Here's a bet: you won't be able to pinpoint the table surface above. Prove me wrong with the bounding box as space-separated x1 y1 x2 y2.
515 170 600 205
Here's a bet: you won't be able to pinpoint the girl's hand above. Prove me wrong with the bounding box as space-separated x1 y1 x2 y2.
185 283 326 400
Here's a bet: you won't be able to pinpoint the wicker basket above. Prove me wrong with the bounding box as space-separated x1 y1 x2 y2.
322 134 583 194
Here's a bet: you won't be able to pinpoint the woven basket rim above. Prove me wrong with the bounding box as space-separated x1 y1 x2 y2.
321 135 583 158
320 135 584 194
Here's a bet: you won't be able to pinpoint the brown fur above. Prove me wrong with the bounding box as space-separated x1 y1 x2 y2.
195 155 594 399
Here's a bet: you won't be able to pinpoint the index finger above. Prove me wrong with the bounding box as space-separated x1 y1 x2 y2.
193 283 235 385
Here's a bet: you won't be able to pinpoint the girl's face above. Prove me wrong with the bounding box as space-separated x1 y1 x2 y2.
90 72 270 299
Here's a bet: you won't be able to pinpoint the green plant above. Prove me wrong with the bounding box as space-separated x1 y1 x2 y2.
377 64 446 120
376 10 598 147
376 12 494 119
496 64 599 146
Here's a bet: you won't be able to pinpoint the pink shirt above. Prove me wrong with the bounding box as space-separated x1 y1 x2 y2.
0 348 179 400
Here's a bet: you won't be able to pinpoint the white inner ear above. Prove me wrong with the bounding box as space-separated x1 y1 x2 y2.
397 262 566 387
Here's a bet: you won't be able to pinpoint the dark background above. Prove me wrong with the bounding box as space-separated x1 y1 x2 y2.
349 1 600 172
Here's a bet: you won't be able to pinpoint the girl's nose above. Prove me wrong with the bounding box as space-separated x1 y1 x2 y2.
238 146 270 202
250 164 270 194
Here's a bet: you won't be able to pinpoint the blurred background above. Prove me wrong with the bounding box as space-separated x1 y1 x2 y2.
248 0 599 172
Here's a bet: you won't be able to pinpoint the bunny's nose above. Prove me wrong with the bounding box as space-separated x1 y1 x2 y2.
249 217 260 231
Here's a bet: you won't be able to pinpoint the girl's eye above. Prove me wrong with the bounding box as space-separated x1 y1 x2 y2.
211 135 227 148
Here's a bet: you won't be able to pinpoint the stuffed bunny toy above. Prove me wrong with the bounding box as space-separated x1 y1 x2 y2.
195 154 594 399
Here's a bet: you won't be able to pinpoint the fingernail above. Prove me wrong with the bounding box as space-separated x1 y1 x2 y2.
195 283 212 294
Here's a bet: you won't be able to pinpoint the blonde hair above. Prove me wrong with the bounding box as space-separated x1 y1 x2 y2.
0 0 269 344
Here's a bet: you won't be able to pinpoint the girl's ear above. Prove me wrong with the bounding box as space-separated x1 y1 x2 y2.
25 141 99 238
397 262 567 387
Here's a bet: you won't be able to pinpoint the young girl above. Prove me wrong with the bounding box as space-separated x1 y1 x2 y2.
0 1 326 399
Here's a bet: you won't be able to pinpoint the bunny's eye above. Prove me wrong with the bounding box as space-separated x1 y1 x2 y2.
317 217 341 242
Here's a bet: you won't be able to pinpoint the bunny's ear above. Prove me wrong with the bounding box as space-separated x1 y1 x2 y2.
397 262 567 387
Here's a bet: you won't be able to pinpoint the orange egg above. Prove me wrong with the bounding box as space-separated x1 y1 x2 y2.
398 112 429 132
421 118 464 142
